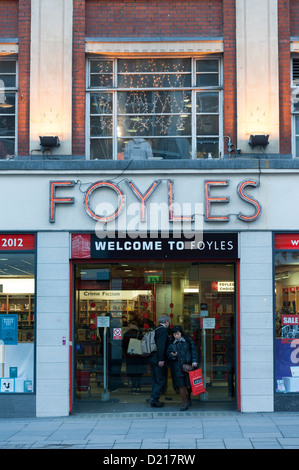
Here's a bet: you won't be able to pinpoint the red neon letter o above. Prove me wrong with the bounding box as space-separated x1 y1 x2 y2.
84 181 124 222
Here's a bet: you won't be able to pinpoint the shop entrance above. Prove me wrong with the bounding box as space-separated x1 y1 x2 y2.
73 261 236 410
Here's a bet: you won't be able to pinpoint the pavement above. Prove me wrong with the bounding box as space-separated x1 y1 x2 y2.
1 408 299 450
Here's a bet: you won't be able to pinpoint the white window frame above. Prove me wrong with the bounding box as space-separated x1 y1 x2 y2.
86 55 223 160
0 58 18 157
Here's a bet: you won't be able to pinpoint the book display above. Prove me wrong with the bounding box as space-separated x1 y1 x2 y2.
0 294 34 343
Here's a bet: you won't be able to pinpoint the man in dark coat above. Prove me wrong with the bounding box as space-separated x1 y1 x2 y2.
148 315 170 407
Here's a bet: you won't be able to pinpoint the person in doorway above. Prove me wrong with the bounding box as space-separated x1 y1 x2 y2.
148 315 170 408
122 322 146 394
167 325 198 411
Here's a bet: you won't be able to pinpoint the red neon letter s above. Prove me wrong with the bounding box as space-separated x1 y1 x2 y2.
237 180 261 222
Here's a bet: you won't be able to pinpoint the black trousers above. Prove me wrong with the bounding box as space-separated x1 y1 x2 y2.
150 363 167 402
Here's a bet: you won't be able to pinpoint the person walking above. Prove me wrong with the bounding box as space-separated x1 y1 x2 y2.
148 315 170 408
167 325 198 411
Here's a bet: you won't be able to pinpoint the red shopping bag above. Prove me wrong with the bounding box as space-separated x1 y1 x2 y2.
188 368 206 396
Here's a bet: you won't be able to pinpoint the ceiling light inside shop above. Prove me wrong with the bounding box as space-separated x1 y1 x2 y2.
184 288 199 293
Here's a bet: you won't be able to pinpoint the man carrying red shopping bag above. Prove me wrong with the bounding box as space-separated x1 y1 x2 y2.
188 368 206 396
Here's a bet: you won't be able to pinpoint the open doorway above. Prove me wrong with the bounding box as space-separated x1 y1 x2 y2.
73 261 236 410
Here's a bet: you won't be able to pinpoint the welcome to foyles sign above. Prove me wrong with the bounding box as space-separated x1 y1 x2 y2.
72 232 238 260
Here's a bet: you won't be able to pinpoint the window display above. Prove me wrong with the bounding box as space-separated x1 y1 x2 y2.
74 262 235 405
87 57 222 160
0 250 35 394
275 249 299 393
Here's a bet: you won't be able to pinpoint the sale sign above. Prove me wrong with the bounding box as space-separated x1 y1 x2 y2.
281 315 299 343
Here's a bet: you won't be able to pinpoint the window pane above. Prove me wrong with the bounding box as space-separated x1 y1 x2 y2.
90 74 113 88
197 92 219 113
90 61 113 74
296 136 299 158
90 116 113 137
0 93 15 114
197 115 219 136
0 115 15 136
0 138 14 158
295 116 299 135
118 114 191 138
119 137 191 159
118 58 191 73
118 73 191 89
118 58 191 88
90 139 113 159
196 74 219 87
196 60 219 73
197 138 219 158
90 93 113 115
0 61 16 74
118 90 192 114
0 75 16 88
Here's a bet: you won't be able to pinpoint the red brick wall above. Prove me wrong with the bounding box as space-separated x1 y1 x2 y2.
18 0 31 156
85 0 223 38
73 0 86 155
0 1 18 37
290 0 299 36
279 0 291 154
223 0 236 155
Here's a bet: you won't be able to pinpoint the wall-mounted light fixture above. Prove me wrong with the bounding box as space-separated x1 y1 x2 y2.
248 134 269 149
39 136 60 152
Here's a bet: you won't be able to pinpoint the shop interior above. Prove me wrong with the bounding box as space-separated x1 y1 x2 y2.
0 254 35 393
73 261 236 410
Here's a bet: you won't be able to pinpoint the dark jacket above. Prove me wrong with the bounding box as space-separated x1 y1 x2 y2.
167 336 198 378
148 324 169 365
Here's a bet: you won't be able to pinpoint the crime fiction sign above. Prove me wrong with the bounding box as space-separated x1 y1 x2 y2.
72 232 238 260
49 178 261 224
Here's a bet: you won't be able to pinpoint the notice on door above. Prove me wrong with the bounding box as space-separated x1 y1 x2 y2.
97 316 110 328
202 318 216 329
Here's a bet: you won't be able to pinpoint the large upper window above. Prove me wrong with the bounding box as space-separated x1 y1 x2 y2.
0 60 17 159
87 57 222 160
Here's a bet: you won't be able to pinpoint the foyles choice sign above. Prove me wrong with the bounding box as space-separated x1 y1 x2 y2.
49 178 261 224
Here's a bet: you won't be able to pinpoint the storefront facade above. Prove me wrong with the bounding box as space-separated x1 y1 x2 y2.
0 167 280 416
0 0 299 417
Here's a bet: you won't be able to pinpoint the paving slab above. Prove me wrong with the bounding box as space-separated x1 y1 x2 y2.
196 439 225 449
223 438 253 449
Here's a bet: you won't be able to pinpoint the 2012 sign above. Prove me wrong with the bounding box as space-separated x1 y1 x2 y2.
0 235 35 251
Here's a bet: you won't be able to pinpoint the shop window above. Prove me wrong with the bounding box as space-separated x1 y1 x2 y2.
0 59 17 159
74 262 235 404
0 252 35 394
275 251 299 393
86 57 222 160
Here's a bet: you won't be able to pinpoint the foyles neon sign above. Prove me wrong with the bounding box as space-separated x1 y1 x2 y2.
49 178 261 224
